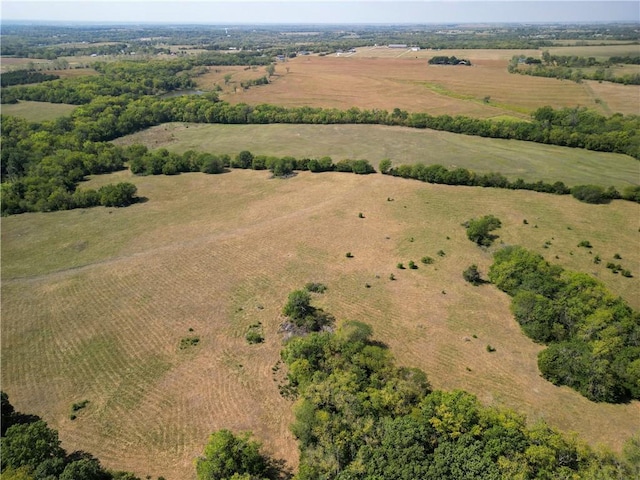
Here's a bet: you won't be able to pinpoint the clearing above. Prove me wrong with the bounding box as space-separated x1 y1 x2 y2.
1 100 78 122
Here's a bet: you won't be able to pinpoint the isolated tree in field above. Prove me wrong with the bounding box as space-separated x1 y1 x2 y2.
266 64 276 77
195 430 272 480
465 215 502 246
223 73 232 85
463 264 482 285
283 289 313 321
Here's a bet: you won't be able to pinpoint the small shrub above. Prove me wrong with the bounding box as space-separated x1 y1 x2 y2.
571 184 610 204
486 345 496 352
621 269 633 278
245 329 264 344
71 399 89 412
465 215 502 246
345 252 353 258
463 264 482 285
614 253 622 259
389 273 396 281
437 250 446 257
305 282 327 293
358 212 364 218
179 336 200 349
365 283 371 288
397 263 405 269
421 256 434 265
408 260 417 269
523 219 528 224
577 240 592 248
594 255 601 264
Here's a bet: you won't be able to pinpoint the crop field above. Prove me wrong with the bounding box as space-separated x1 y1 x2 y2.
2 169 639 479
1 100 78 122
216 53 640 117
114 122 640 189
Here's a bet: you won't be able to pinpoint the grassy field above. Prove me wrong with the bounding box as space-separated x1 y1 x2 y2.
1 100 78 122
113 122 640 189
546 44 640 60
214 51 640 117
2 169 639 479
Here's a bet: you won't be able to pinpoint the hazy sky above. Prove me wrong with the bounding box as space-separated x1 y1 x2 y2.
2 1 639 24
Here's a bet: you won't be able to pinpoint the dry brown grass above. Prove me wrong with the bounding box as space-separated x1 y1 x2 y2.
2 170 639 479
216 54 638 118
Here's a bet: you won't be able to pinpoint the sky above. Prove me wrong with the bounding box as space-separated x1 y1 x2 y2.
2 1 639 24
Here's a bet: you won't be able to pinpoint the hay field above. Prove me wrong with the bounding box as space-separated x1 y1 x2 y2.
2 169 639 479
546 44 640 60
1 100 78 122
215 53 640 117
114 123 640 189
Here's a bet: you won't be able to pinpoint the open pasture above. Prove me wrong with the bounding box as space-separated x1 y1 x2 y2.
114 122 640 189
546 43 640 60
2 169 639 479
196 64 275 94
1 100 78 122
219 54 639 117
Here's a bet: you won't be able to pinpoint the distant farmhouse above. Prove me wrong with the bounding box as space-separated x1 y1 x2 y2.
388 44 408 48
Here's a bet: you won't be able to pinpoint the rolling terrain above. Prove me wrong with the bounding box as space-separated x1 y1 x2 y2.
2 169 639 479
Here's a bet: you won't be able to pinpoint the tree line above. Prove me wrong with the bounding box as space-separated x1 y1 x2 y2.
3 55 639 158
508 53 640 85
489 246 640 403
382 159 640 204
1 69 59 87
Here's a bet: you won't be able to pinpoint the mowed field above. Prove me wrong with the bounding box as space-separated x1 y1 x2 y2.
114 122 640 189
1 100 78 122
206 48 640 117
2 169 639 479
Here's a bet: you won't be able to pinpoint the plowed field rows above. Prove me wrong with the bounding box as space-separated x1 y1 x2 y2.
215 53 639 116
2 170 639 479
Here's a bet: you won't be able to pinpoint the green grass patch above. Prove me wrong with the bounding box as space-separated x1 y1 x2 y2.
1 100 77 122
115 123 639 189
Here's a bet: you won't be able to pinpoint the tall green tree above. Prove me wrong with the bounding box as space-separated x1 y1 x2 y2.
195 430 271 480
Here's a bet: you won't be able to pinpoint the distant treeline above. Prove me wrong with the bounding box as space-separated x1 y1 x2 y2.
509 52 640 85
2 99 639 215
1 52 270 104
383 160 640 204
2 51 638 158
128 146 375 177
0 69 59 87
490 246 640 403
